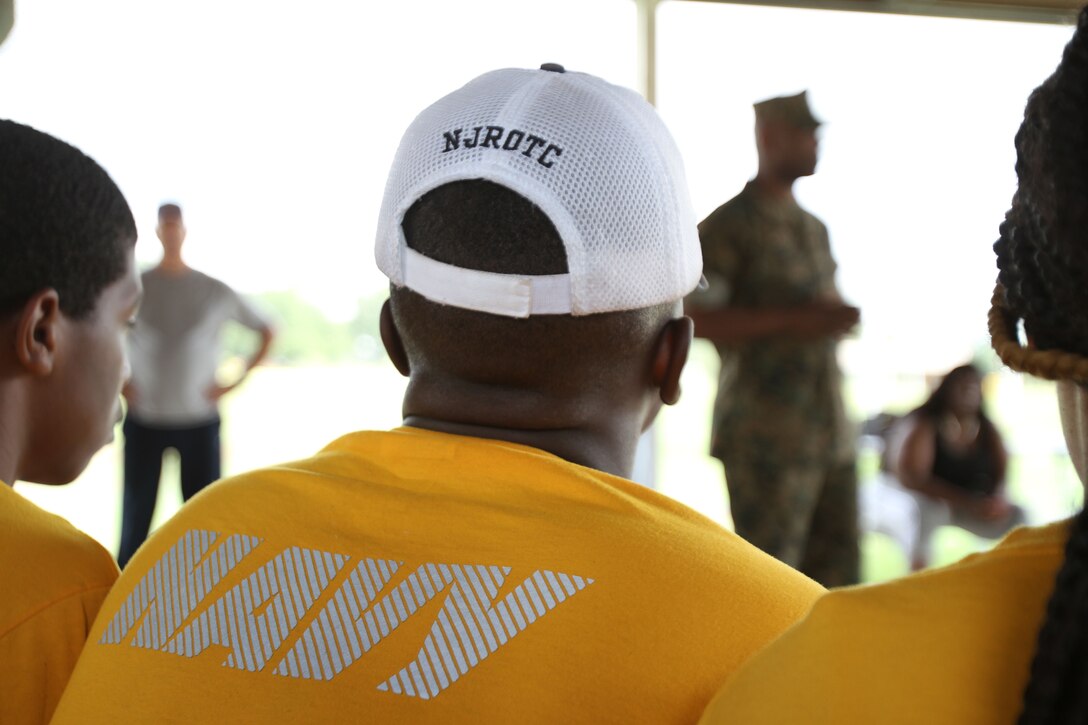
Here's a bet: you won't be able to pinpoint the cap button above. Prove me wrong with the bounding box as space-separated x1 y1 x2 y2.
539 63 566 73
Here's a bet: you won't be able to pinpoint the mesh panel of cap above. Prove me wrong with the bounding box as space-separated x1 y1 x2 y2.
375 67 702 316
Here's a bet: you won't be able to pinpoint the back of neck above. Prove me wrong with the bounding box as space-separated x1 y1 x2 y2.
401 376 643 479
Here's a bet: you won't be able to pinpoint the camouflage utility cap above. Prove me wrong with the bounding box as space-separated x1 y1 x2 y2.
754 91 822 129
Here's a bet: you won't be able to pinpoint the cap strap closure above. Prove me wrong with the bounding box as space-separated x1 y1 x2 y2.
403 246 571 318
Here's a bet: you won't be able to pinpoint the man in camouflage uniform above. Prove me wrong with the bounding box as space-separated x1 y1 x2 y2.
687 92 860 587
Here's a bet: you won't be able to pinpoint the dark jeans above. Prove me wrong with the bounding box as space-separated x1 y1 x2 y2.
119 415 221 568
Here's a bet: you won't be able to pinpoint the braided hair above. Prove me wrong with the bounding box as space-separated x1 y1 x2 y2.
991 8 1088 723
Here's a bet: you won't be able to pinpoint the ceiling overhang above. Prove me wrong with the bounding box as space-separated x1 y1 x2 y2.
636 0 1077 103
683 0 1080 25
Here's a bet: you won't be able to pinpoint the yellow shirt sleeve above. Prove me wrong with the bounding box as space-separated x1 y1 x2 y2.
0 484 119 725
0 585 114 724
699 521 1068 725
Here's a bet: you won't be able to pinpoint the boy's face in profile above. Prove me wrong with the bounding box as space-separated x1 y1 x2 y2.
32 246 141 484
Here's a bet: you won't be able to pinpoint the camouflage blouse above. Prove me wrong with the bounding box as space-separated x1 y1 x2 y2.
694 182 853 466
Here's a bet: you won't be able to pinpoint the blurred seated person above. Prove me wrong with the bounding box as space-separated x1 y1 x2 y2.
888 364 1026 569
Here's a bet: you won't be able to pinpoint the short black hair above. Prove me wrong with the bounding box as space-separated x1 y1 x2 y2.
0 119 136 319
402 179 568 276
158 202 182 220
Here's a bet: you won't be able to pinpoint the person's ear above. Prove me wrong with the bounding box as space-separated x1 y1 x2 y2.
651 316 693 406
380 298 410 377
14 289 61 376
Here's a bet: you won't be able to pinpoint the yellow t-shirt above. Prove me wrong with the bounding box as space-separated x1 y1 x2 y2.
55 427 822 724
0 482 119 725
700 520 1069 725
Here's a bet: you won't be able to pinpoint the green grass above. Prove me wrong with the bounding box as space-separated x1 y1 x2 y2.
15 345 1082 585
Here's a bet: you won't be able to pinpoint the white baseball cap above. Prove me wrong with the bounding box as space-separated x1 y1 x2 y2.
375 63 703 318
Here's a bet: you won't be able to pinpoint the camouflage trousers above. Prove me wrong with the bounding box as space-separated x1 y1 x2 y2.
723 456 859 588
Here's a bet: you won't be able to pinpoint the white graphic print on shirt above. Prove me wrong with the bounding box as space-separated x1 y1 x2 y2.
99 529 595 700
